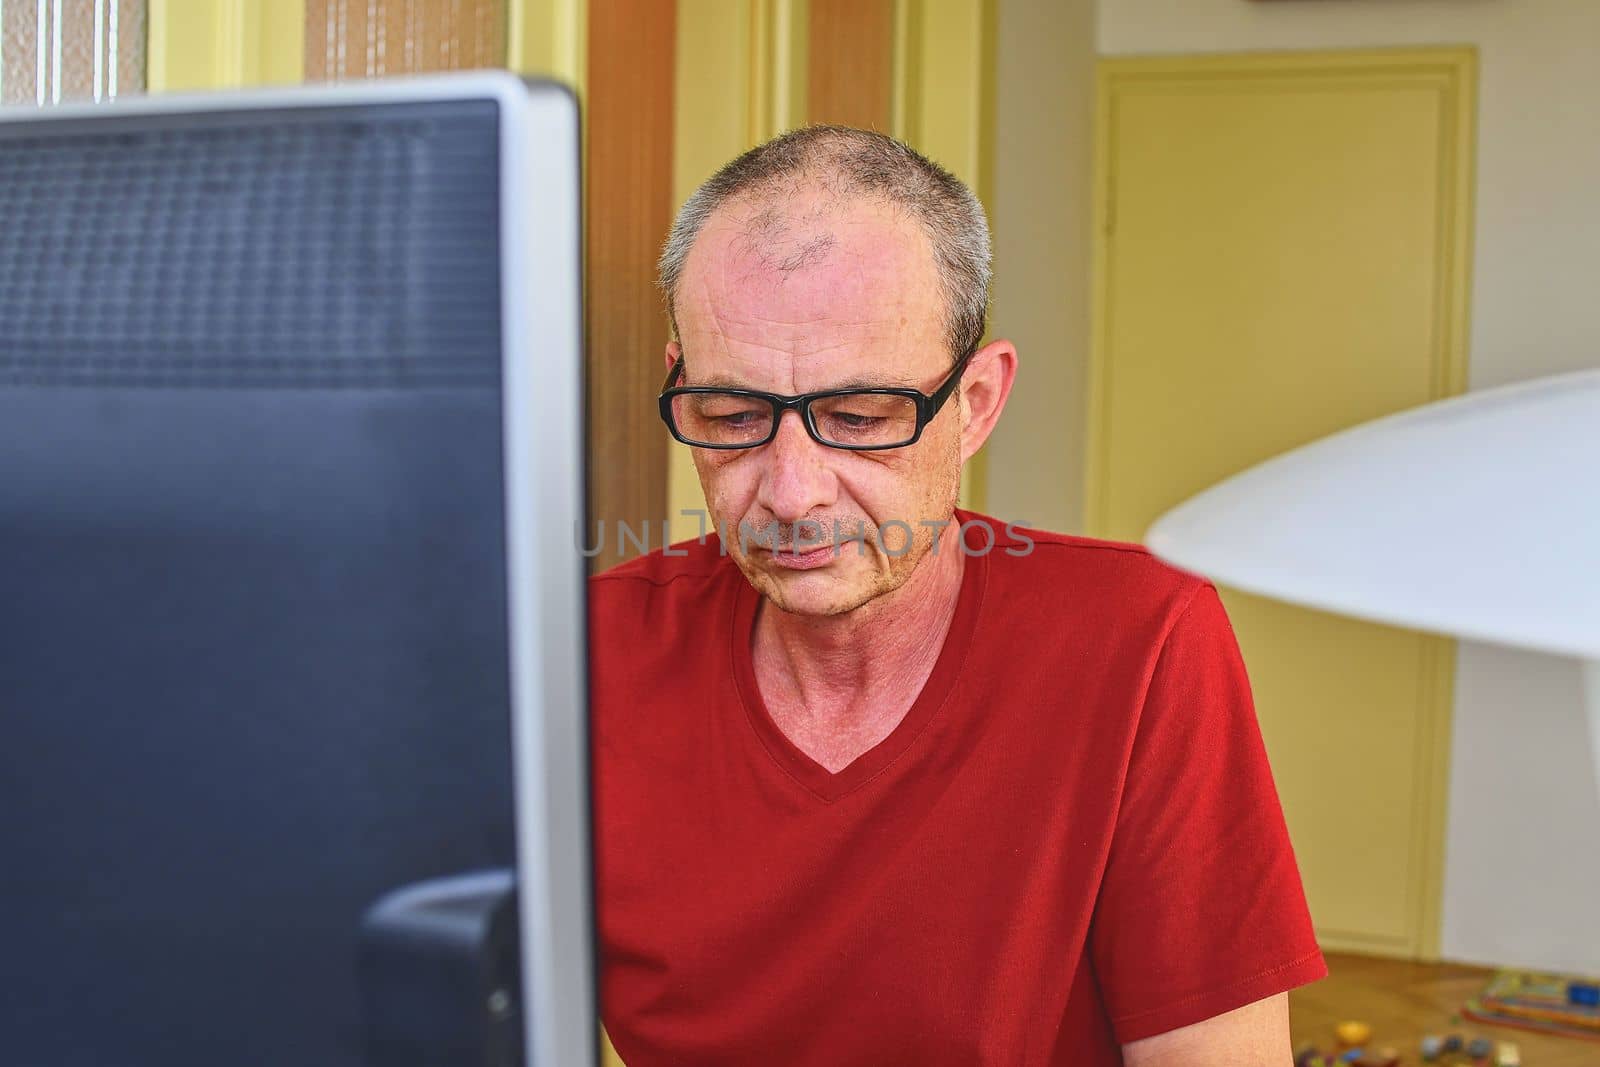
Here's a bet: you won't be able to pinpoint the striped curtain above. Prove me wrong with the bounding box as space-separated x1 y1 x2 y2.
0 0 146 106
304 0 506 80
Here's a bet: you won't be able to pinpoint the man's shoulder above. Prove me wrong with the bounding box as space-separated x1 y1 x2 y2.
961 510 1209 621
588 533 741 604
587 537 742 674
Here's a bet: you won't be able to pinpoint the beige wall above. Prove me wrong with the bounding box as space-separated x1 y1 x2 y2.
1093 0 1600 971
983 0 1096 535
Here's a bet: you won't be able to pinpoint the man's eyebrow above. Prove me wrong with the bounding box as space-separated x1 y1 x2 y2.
687 371 756 389
824 374 920 389
684 365 920 391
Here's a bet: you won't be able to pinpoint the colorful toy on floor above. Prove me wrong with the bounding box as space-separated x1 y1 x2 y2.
1463 967 1600 1042
1297 1045 1338 1067
1294 1051 1340 1067
1307 1019 1528 1067
1337 1020 1375 1047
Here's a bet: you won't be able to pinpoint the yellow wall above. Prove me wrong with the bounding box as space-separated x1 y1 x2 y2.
509 0 586 92
891 1 993 212
147 0 304 91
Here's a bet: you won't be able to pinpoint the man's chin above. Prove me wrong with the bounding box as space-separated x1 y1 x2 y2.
742 555 877 617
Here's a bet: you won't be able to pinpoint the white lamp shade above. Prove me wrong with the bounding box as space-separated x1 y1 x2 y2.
1144 368 1600 661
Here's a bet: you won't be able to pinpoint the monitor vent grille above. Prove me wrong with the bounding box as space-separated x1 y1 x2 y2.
0 101 503 389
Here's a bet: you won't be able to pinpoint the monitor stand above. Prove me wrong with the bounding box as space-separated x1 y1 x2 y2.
359 870 524 1067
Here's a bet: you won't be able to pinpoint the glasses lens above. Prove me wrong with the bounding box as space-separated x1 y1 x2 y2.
671 392 774 446
810 393 919 448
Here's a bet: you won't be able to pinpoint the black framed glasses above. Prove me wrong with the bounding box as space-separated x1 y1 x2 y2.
658 348 976 451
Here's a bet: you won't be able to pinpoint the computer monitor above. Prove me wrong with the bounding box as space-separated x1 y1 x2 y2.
0 73 592 1067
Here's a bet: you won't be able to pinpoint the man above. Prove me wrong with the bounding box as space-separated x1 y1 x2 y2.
590 126 1325 1066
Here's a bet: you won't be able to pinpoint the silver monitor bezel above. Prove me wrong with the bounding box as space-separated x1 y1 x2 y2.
0 72 594 1067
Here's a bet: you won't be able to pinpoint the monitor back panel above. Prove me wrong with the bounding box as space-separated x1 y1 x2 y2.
0 98 517 1066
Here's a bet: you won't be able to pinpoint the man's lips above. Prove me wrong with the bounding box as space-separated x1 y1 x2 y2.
761 544 837 570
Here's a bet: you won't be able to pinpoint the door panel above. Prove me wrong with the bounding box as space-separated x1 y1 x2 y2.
1090 49 1476 957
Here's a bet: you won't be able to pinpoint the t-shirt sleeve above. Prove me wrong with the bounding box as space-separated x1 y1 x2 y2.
1091 581 1328 1045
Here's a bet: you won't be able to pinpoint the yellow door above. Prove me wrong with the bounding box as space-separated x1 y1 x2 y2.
1089 48 1476 958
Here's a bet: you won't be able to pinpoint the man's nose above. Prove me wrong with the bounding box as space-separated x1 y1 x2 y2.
756 410 838 523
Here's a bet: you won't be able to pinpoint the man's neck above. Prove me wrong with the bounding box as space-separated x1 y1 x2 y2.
751 521 967 772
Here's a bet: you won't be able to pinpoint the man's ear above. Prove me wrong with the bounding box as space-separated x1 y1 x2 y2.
664 340 682 375
958 338 1018 465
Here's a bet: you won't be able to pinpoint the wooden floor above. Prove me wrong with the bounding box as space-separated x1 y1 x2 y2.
1290 953 1600 1066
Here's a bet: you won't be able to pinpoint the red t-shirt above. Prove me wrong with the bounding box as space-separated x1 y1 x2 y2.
590 509 1326 1065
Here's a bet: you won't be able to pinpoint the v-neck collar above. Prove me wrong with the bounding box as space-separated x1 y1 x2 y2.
729 522 989 803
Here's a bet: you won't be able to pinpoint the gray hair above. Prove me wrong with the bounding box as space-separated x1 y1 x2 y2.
657 125 991 363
